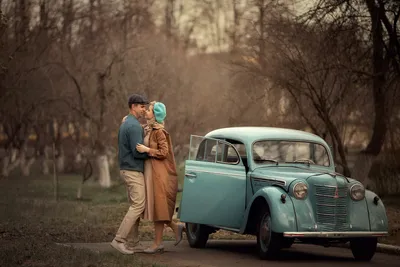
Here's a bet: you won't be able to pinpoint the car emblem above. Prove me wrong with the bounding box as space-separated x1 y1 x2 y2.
334 187 339 199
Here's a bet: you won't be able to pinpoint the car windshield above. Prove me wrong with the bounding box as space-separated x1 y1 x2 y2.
252 140 330 167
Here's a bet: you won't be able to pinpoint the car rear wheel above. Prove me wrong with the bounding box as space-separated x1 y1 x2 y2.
350 237 377 261
186 223 210 248
256 206 283 260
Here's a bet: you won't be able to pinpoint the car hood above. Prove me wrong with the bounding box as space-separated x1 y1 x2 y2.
251 166 356 190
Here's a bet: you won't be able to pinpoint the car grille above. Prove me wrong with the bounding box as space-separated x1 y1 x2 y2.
314 185 349 231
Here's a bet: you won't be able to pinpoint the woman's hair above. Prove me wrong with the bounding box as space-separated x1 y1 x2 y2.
149 101 156 110
121 115 128 123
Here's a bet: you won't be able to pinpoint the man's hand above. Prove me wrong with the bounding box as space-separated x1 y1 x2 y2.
136 144 150 153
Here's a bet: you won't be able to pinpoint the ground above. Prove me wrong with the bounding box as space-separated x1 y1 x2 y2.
62 240 400 267
0 174 399 266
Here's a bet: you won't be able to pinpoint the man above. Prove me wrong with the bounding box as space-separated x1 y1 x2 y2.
110 94 149 254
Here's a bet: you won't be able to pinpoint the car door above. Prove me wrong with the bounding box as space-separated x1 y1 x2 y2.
179 135 247 230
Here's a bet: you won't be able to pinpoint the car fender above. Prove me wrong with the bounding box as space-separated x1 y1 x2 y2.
240 186 298 234
365 190 389 231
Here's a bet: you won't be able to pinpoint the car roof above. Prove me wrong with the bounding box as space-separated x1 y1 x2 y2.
204 127 329 146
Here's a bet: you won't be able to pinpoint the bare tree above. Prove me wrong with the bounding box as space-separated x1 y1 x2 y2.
300 0 400 187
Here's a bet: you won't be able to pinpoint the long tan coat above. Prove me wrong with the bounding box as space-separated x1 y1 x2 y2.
148 127 178 222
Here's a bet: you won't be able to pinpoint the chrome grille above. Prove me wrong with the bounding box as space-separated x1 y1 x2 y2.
314 185 349 231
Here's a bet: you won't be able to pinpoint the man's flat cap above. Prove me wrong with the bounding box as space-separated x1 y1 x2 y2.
128 94 149 107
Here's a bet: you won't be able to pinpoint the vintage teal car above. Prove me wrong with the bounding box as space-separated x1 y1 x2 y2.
177 127 388 261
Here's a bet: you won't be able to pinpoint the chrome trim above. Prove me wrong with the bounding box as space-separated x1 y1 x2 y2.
292 181 308 199
315 193 346 198
283 231 388 238
216 159 240 165
317 203 346 207
185 173 197 178
317 212 347 216
186 169 244 178
252 176 287 186
315 184 342 188
349 183 365 201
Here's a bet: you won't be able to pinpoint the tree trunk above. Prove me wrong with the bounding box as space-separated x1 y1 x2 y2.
352 0 388 188
97 154 111 188
56 149 65 173
20 143 34 176
2 148 20 177
20 156 35 176
108 151 115 169
165 0 175 38
75 150 82 164
350 152 376 189
41 146 49 175
258 0 266 69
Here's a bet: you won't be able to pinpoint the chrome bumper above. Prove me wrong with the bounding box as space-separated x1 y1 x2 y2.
283 231 388 238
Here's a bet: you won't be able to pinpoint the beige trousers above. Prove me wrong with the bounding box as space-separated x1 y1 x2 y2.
115 170 145 243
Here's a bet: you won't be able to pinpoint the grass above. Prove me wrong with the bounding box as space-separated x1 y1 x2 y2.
0 174 170 267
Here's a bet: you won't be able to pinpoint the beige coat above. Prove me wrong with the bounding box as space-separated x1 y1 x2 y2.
148 127 178 222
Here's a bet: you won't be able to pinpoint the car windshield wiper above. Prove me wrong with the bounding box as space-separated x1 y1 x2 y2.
254 158 279 165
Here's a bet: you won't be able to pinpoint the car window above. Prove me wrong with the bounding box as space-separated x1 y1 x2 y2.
252 140 330 167
188 136 202 160
196 139 218 162
231 143 246 157
214 142 240 164
190 136 240 164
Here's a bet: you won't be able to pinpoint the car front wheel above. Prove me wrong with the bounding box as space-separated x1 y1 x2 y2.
185 223 210 248
350 237 377 261
256 207 283 260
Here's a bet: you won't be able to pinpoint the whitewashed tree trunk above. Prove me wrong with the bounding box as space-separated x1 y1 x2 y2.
2 156 10 177
56 148 65 173
2 148 20 177
108 154 115 169
350 152 377 189
97 154 111 188
21 158 35 176
10 148 17 162
75 152 82 165
20 145 35 176
41 146 50 175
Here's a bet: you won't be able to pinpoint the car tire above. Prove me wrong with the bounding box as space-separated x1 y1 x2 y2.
350 237 377 261
256 206 283 260
186 223 210 248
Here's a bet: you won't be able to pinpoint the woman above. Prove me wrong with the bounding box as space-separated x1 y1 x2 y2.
136 101 185 254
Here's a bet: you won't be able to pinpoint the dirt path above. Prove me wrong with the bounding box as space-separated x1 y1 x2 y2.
61 240 400 267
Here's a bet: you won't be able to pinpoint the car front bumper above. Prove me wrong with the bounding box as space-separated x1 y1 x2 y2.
283 231 388 238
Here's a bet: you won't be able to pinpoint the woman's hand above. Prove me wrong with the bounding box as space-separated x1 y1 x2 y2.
136 143 150 153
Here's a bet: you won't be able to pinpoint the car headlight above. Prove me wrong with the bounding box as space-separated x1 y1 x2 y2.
350 183 365 201
293 182 308 199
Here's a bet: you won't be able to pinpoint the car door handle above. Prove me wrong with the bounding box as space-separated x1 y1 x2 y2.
185 172 197 178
